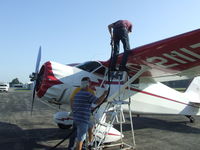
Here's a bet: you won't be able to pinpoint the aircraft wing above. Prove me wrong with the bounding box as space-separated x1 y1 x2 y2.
102 28 200 82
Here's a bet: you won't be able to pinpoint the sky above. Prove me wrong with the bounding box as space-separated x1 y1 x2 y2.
0 0 200 83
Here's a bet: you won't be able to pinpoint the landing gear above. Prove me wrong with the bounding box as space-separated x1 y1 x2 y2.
185 115 195 123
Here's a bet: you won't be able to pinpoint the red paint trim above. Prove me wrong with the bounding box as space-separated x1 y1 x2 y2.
96 133 121 137
90 79 124 87
37 61 63 98
90 79 198 108
107 133 121 136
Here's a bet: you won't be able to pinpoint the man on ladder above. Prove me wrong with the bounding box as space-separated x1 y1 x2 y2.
108 20 133 71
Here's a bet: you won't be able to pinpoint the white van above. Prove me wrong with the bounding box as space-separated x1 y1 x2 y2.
0 83 9 92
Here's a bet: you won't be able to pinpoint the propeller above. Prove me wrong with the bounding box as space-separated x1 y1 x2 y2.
29 46 42 115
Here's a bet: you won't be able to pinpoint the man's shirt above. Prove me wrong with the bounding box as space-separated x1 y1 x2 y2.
70 87 95 101
73 90 98 124
113 20 132 32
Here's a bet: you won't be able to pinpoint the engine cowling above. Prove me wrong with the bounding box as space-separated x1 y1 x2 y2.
36 61 75 104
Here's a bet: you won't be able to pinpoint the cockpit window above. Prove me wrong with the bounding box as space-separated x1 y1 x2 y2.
76 61 125 80
94 66 106 75
76 61 102 72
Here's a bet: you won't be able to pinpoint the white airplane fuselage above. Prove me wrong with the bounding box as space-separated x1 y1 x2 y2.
37 61 200 116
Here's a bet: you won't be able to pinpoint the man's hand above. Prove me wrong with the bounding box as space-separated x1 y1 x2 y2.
96 90 109 105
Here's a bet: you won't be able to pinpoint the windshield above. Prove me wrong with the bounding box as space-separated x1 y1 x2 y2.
76 61 102 72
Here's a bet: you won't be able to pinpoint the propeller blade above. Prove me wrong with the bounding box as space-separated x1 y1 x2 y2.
35 46 41 73
31 46 42 115
31 81 36 115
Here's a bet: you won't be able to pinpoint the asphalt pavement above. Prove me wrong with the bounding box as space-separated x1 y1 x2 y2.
0 89 200 150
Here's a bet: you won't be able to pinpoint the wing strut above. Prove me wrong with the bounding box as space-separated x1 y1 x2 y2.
108 65 149 102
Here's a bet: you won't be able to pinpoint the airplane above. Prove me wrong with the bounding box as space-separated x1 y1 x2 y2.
30 28 200 144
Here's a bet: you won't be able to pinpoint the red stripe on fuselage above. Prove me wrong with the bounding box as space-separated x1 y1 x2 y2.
129 87 199 108
91 80 198 108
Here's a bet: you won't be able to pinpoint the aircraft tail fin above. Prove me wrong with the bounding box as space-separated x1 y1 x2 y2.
185 77 200 104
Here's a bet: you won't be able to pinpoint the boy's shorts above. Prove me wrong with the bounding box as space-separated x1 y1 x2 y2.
74 120 89 142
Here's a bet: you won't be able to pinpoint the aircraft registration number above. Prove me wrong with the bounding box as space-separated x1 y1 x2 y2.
146 43 200 68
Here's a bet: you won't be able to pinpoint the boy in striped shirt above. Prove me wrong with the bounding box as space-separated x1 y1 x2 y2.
72 77 108 150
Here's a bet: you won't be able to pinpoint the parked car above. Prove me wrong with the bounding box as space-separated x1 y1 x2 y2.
0 83 9 92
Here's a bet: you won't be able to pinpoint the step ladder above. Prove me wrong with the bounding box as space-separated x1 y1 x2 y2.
91 65 149 150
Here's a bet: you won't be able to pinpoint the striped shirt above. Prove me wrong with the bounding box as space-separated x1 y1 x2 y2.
73 90 98 124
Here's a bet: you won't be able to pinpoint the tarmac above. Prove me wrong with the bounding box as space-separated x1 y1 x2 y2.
0 89 200 150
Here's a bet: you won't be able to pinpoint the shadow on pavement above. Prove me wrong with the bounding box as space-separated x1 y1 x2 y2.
0 122 71 150
114 116 200 134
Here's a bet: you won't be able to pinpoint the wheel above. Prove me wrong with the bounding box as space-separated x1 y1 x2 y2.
57 123 72 129
120 144 124 148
